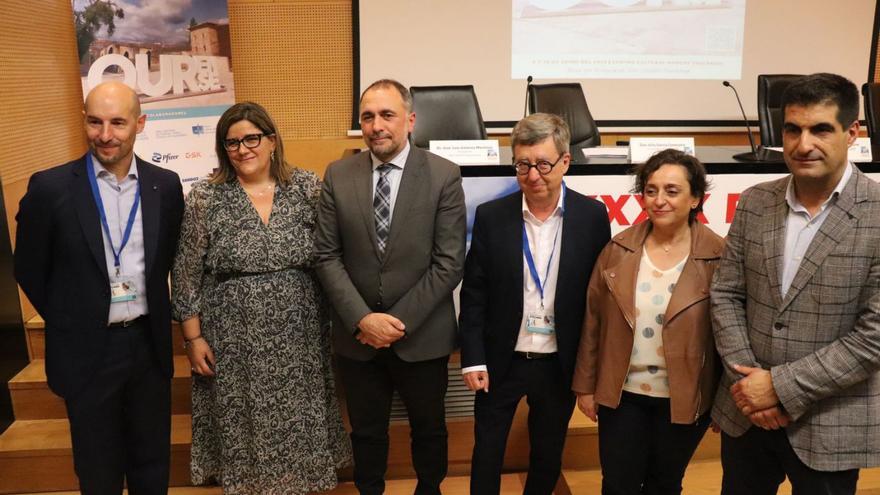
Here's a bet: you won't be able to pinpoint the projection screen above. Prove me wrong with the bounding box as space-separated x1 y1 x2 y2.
355 0 877 128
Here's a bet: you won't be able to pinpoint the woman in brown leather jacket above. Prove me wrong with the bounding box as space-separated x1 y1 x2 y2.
572 149 724 495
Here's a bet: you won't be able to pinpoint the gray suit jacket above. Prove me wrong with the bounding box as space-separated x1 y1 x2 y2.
711 167 880 471
314 146 466 362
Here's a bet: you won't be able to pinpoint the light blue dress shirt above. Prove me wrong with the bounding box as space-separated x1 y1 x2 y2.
92 154 148 324
780 163 853 297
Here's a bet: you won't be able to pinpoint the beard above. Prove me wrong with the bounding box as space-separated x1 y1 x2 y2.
367 136 401 162
90 141 130 167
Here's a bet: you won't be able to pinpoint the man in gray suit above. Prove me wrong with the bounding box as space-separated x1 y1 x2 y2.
712 72 880 495
315 79 466 495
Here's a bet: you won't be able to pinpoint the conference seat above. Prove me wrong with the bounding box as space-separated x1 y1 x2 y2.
863 82 880 146
409 85 487 148
528 83 601 149
757 74 802 147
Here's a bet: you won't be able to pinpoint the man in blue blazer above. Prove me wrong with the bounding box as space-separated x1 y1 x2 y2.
14 82 184 494
459 113 611 494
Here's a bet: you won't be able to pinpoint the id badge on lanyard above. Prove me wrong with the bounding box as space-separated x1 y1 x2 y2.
523 184 564 335
86 154 141 304
110 279 138 302
526 309 555 335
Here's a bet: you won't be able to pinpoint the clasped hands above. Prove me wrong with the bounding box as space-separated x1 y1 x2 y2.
356 312 406 348
731 364 790 430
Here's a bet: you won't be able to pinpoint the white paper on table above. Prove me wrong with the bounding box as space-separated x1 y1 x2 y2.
429 140 501 165
582 146 629 158
849 137 873 162
629 137 696 163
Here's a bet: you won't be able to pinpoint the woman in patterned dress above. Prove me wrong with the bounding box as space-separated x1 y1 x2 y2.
571 149 724 495
172 102 351 494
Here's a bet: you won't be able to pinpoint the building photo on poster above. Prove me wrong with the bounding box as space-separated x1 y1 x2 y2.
74 0 233 192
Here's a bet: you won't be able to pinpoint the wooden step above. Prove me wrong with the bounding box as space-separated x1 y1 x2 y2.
0 402 718 493
20 488 220 495
25 316 186 360
561 408 600 470
564 460 880 494
0 415 192 494
0 415 485 494
11 315 718 490
561 408 720 470
13 472 544 495
8 356 193 420
19 463 880 495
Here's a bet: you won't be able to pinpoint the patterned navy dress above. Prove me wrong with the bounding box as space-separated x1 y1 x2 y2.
172 169 351 494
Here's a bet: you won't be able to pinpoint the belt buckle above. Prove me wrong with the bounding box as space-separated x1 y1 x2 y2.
120 317 138 328
524 351 536 360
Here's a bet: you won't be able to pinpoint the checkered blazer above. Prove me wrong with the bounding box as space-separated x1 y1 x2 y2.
711 167 880 471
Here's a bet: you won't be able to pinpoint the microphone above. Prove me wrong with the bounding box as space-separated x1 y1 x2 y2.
723 80 782 162
523 75 533 118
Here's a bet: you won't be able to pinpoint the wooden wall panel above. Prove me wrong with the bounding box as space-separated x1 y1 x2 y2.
0 2 86 187
875 23 880 82
229 0 353 144
283 136 362 176
0 0 87 322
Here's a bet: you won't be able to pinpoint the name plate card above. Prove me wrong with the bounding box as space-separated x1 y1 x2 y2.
429 140 501 165
849 137 873 162
582 146 629 158
629 137 696 163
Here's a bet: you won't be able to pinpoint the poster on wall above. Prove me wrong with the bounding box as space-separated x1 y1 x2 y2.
74 0 233 193
462 171 880 243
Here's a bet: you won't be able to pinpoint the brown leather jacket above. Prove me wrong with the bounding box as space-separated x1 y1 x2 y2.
571 221 724 424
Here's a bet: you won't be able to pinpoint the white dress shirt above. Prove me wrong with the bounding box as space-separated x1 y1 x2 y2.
780 163 852 297
92 154 148 324
462 188 565 375
369 141 411 223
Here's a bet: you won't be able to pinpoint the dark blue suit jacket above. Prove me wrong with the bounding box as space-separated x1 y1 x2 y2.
14 154 184 398
459 188 610 390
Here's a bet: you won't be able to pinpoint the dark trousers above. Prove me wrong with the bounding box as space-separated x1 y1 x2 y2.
721 428 859 495
598 391 709 495
337 350 449 495
470 354 576 495
63 319 171 495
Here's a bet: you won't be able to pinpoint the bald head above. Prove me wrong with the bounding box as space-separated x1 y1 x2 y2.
85 81 141 119
83 82 146 172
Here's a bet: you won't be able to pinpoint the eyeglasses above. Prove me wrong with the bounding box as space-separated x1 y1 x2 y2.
513 154 564 175
223 133 273 152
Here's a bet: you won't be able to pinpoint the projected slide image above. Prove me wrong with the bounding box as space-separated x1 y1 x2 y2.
512 0 746 80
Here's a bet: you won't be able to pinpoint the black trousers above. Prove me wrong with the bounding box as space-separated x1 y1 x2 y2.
337 350 449 495
721 428 860 495
470 354 576 495
598 391 709 495
63 318 171 495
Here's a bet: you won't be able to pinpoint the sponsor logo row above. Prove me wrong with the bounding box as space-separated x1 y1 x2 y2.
151 151 207 164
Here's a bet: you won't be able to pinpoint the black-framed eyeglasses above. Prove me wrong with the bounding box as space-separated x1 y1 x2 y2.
223 133 273 152
513 154 564 175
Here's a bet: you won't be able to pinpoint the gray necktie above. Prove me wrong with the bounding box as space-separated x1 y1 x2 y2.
374 164 393 253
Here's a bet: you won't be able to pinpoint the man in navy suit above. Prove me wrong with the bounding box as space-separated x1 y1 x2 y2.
459 113 611 494
14 82 184 494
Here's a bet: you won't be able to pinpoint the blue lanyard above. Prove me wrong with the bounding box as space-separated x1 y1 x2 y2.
85 154 141 276
522 184 565 307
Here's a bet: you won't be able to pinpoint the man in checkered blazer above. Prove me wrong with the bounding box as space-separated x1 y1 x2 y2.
711 73 880 494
